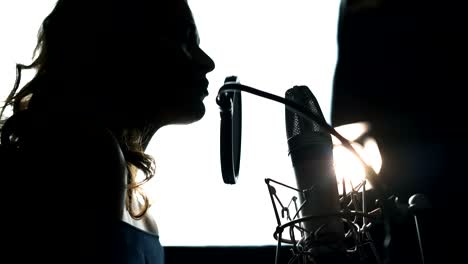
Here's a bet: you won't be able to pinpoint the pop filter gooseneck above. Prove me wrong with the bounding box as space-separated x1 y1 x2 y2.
216 76 242 184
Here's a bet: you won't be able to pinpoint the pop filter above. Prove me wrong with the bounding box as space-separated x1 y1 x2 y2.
216 76 242 184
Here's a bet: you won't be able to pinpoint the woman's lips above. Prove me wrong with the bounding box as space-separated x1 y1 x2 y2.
197 78 209 98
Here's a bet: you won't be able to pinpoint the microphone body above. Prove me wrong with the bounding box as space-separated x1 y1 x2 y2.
285 86 345 261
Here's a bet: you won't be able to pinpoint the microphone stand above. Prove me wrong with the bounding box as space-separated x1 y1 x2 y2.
217 81 429 264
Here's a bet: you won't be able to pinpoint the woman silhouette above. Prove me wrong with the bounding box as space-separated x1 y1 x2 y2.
0 0 214 262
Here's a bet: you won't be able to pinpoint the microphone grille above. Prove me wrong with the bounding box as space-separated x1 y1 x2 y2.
285 85 328 138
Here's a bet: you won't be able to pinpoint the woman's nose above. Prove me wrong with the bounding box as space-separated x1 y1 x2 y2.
196 47 215 74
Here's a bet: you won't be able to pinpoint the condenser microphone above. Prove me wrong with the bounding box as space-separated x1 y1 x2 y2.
285 86 345 259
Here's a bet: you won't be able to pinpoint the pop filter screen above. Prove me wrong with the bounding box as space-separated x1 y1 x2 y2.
216 76 242 184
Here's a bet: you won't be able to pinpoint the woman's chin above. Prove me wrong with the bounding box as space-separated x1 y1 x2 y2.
171 102 206 125
184 104 206 123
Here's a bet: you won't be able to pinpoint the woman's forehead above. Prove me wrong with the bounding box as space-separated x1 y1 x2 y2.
142 0 196 30
145 0 193 20
110 0 197 40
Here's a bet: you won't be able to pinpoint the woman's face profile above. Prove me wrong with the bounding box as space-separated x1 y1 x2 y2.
119 0 215 127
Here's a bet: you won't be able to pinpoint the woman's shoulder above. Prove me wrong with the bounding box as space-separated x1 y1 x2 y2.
17 119 128 218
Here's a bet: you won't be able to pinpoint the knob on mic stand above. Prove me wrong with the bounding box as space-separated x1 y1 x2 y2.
408 194 430 264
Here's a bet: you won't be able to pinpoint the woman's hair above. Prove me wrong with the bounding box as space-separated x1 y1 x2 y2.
0 0 157 219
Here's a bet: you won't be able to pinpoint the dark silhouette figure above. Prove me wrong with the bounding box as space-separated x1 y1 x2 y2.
332 1 467 263
0 0 214 262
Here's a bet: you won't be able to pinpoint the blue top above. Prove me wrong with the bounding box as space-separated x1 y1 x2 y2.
110 221 165 264
2 220 165 263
